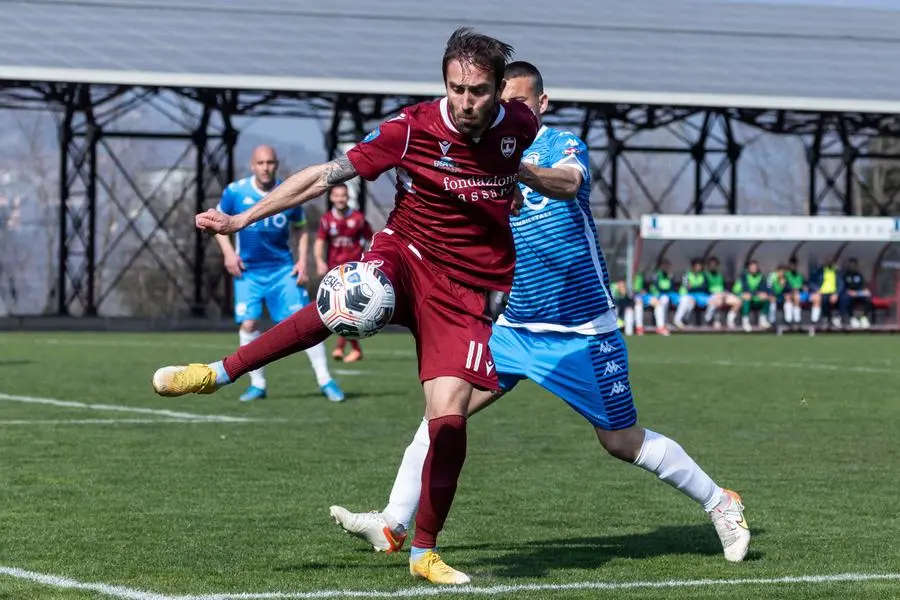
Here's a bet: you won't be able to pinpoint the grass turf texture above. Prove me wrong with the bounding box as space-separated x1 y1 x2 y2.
0 331 898 599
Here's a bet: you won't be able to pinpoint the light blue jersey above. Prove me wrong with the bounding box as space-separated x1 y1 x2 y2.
497 126 617 335
217 177 307 269
491 125 634 431
218 176 310 324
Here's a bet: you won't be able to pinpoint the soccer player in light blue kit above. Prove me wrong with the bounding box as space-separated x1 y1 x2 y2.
329 63 750 563
216 145 344 403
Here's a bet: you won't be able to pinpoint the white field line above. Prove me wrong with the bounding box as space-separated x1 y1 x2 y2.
0 392 250 423
0 566 898 600
0 565 170 600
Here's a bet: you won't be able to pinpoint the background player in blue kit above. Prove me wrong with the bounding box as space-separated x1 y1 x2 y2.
216 145 344 403
330 62 750 563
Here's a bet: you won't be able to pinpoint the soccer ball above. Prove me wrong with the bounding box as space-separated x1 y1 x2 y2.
316 262 395 339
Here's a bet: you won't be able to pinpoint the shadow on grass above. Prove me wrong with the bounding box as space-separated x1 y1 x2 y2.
456 524 764 578
0 360 32 367
274 524 763 578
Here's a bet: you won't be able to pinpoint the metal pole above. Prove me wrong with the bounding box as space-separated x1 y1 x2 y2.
57 90 74 315
85 121 98 315
625 226 634 294
193 103 211 317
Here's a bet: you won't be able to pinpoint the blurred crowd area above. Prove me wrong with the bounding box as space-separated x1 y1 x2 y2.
613 255 894 335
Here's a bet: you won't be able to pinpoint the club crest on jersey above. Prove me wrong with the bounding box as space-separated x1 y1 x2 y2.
501 136 516 158
362 127 380 143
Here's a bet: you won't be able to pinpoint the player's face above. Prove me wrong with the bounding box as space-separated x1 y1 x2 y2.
445 59 503 138
250 148 278 188
330 186 349 211
500 76 549 119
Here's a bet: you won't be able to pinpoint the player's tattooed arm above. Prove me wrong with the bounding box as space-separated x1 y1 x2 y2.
322 155 358 186
199 157 359 234
518 162 583 200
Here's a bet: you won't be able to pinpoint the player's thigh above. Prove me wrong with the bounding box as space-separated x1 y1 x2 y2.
488 324 530 394
414 270 498 391
530 329 637 431
264 265 310 323
233 272 265 324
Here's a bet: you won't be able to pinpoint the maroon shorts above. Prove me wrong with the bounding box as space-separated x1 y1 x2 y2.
361 228 498 391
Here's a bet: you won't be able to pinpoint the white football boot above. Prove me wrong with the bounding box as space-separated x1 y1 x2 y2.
329 506 407 553
708 489 751 562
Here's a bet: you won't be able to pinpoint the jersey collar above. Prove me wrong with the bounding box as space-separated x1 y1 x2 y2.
534 125 548 142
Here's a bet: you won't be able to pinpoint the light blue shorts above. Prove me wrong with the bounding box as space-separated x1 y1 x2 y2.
233 263 310 324
490 325 637 430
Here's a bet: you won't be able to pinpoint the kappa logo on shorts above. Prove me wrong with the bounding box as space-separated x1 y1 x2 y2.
609 381 628 396
597 341 616 354
603 361 622 376
501 136 516 159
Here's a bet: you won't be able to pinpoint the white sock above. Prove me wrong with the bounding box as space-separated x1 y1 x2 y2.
811 305 821 323
726 309 737 327
239 329 266 389
674 297 693 324
784 301 795 324
304 342 332 387
634 429 723 512
634 301 644 329
793 303 802 323
624 307 635 335
383 418 429 530
654 299 667 328
704 304 716 323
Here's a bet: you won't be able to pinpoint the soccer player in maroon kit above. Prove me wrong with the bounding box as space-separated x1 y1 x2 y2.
314 183 373 363
152 27 539 584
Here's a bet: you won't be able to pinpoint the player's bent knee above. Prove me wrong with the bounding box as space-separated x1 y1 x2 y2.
595 425 644 462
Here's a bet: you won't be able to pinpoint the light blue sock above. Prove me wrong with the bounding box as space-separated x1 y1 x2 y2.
208 361 232 386
410 546 433 562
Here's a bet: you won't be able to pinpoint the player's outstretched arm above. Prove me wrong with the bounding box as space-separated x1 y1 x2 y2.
196 157 358 234
518 163 582 200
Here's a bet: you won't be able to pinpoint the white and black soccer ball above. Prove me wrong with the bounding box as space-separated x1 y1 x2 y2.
316 262 395 339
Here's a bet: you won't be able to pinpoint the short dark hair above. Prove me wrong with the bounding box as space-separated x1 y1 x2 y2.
442 27 514 90
504 61 544 94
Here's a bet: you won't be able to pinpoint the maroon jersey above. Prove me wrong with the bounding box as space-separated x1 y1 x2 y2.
345 98 538 291
317 208 373 267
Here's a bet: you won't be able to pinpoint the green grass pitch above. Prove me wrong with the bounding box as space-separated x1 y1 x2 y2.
0 331 898 599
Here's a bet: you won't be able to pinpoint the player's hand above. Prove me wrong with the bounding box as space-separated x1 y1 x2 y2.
196 209 240 234
224 254 245 278
510 186 525 216
316 262 329 277
291 262 309 285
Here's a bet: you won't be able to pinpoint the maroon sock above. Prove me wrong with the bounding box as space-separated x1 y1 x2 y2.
336 337 347 352
412 415 467 549
223 304 330 381
350 339 362 352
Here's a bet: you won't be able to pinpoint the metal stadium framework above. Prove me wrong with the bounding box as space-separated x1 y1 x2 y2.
1 0 899 317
